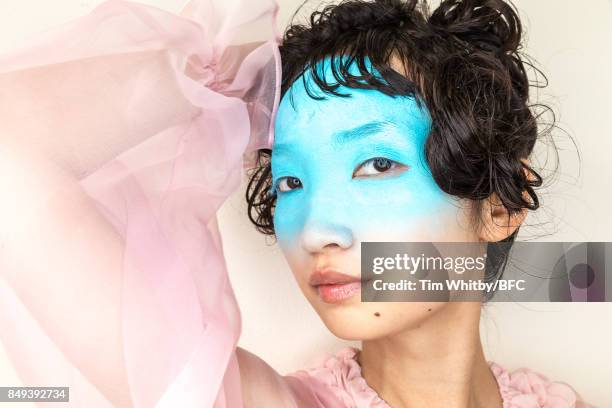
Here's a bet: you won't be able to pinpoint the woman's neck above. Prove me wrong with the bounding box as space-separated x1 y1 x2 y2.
358 302 503 408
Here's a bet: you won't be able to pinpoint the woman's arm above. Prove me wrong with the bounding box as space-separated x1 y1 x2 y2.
0 113 307 408
0 49 200 406
0 0 281 404
0 50 198 179
0 144 133 406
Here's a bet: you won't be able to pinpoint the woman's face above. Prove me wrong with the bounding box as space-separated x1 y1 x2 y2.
271 58 480 340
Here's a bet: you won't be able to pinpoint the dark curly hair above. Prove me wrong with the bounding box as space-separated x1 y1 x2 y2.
245 0 554 296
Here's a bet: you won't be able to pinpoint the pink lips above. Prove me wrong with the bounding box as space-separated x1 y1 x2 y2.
309 269 361 304
316 282 361 303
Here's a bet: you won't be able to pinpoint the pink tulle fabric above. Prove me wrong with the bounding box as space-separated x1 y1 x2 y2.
0 0 280 406
287 347 592 408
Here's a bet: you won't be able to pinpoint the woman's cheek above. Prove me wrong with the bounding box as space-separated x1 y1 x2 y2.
347 174 452 230
273 195 305 249
272 172 459 249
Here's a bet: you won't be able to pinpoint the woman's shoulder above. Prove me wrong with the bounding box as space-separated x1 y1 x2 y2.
285 347 593 408
236 346 347 407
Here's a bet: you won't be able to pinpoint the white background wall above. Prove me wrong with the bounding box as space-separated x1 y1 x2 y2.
0 0 611 406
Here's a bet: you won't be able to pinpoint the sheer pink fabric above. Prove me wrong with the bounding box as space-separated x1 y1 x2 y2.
0 0 280 406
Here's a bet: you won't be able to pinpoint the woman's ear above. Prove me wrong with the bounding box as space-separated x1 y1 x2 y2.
477 193 528 242
478 158 536 242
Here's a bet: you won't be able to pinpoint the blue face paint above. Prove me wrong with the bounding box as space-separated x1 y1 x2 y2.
272 56 455 249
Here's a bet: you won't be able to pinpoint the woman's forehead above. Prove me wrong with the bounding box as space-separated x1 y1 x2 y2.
276 90 428 139
274 58 431 149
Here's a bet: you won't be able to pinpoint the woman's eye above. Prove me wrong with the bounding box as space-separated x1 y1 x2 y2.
275 176 303 193
353 157 408 178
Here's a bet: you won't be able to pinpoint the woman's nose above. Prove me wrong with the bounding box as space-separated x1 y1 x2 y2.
299 218 354 254
295 181 355 254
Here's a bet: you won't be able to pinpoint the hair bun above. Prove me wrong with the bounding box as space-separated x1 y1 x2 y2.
428 0 522 54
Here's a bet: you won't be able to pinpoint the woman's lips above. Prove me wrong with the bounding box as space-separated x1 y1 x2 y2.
316 281 361 303
309 269 362 304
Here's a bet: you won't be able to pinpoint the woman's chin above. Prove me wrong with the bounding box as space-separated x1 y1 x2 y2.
311 301 439 341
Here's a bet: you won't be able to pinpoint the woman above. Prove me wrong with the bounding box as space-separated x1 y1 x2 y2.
0 0 591 406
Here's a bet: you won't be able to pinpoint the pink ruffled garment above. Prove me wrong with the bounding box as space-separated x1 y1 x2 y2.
287 347 594 408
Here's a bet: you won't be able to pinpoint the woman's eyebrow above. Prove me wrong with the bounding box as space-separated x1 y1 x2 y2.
331 120 396 149
272 120 409 156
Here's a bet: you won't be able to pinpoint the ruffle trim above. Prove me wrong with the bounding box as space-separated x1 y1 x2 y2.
292 347 390 407
296 347 583 408
489 361 580 408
